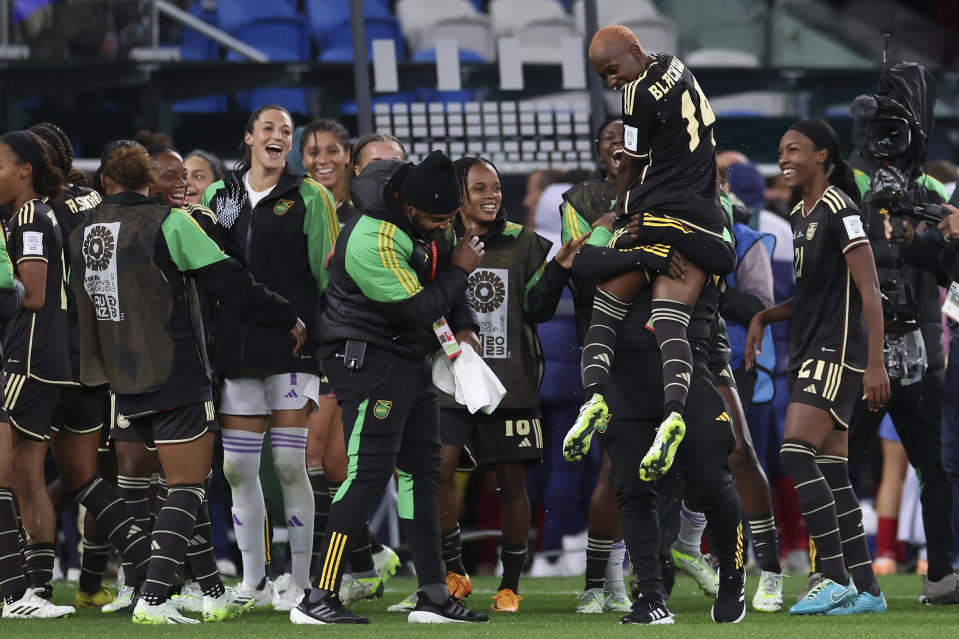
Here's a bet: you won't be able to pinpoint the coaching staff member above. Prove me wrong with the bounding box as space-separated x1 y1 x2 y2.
292 151 489 625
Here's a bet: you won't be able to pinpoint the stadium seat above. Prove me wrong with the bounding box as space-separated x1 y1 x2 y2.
624 18 679 55
572 0 661 32
306 0 393 50
226 19 310 61
684 47 761 67
318 15 404 61
489 0 569 38
410 48 486 63
237 87 309 115
213 0 299 35
410 15 495 61
396 0 479 47
172 95 229 113
179 2 218 60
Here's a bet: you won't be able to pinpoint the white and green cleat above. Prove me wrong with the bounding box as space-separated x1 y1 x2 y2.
604 590 632 612
752 571 784 612
102 585 135 613
387 592 418 612
203 585 256 622
340 574 382 606
563 394 609 461
671 547 719 598
639 412 686 481
574 588 605 613
132 598 200 624
373 544 401 586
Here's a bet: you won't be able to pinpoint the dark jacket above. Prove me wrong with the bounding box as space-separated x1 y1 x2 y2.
202 164 338 375
318 160 478 362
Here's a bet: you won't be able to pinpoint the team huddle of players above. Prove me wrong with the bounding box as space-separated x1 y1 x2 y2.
0 23 947 626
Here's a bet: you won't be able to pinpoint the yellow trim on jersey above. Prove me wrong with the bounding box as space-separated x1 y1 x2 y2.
377 221 420 296
643 213 693 235
822 188 846 214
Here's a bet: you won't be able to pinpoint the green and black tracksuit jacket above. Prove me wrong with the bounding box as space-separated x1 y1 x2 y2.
202 164 338 376
318 159 478 362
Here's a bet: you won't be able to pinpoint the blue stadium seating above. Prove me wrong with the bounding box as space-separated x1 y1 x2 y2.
317 15 404 61
410 48 486 63
307 0 393 49
213 0 299 35
173 95 229 113
236 88 308 115
226 20 310 62
180 3 218 60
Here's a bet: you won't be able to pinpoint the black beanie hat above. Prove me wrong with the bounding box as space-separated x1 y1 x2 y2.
400 150 461 214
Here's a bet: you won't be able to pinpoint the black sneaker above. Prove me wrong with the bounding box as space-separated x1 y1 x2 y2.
619 593 674 625
408 590 489 623
290 590 369 625
711 567 746 623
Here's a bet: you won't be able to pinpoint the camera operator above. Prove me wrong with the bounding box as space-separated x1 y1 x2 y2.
826 62 959 605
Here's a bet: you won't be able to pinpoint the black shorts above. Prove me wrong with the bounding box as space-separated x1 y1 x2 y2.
51 385 108 435
612 212 737 276
788 356 862 430
441 407 543 467
3 375 64 441
116 401 218 450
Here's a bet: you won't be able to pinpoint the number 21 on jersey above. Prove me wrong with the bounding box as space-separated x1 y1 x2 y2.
680 77 716 153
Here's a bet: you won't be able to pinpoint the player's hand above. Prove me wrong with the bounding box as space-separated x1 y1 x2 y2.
744 312 766 371
938 204 959 242
455 329 481 353
555 231 591 269
863 360 891 412
625 212 640 238
451 225 485 273
667 250 687 280
883 217 915 247
592 212 615 231
289 318 306 357
323 245 335 270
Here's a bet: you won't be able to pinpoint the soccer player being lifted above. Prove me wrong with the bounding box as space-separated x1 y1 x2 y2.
564 26 737 480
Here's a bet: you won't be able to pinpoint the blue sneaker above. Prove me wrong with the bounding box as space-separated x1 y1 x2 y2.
825 591 887 615
788 578 857 615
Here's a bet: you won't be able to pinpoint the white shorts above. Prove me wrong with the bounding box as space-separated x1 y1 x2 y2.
219 373 320 416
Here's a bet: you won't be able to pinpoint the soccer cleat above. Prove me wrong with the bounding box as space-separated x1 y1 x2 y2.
339 574 382 605
752 570 784 612
74 587 114 608
563 394 609 461
2 589 76 619
796 572 822 601
639 412 686 481
604 590 632 612
711 567 746 623
872 557 897 575
132 598 200 624
618 593 673 625
170 582 204 613
490 588 521 613
408 590 489 623
373 544 401 585
387 592 418 612
671 547 719 598
102 585 135 613
789 578 857 615
574 588 605 613
203 585 256 622
272 573 294 595
234 577 275 608
290 590 369 625
920 572 959 605
446 571 473 599
825 591 887 615
272 584 305 612
31 583 53 601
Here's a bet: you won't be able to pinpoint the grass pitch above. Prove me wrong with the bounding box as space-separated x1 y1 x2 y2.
1 574 955 638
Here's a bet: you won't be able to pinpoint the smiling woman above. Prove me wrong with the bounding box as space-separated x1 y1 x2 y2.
146 144 188 208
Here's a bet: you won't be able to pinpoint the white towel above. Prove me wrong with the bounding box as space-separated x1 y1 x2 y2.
431 343 506 415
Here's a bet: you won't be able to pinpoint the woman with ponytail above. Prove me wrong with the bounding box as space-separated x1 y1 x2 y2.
745 118 890 615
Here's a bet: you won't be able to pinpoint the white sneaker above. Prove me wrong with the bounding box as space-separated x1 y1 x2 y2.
272 584 304 612
373 545 401 584
102 584 135 613
203 585 256 622
387 592 418 612
574 588 605 613
340 573 381 605
216 558 238 578
752 571 784 612
170 581 204 613
132 598 200 624
2 589 75 619
604 590 632 612
272 573 294 594
235 578 274 608
671 546 719 598
529 554 564 577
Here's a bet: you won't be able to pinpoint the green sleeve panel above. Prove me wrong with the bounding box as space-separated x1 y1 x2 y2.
588 226 613 247
853 169 870 197
344 215 424 303
918 174 948 201
201 179 225 208
561 201 593 244
300 177 341 294
0 230 15 289
720 191 734 225
523 260 548 312
161 208 229 272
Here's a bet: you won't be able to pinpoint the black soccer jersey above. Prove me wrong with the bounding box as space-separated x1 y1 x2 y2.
789 186 870 371
4 199 73 384
620 53 724 234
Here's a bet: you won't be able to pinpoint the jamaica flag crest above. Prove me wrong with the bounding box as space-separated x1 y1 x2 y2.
274 199 294 216
373 400 393 419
